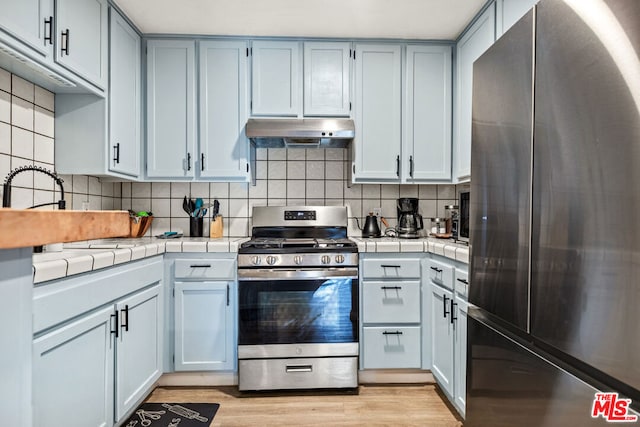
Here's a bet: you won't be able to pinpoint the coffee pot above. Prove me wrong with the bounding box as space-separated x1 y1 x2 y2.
361 212 381 238
397 198 423 239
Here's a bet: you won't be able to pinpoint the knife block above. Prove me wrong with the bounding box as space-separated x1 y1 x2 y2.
210 216 223 238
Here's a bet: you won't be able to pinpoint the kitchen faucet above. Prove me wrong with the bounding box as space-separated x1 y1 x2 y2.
2 166 66 209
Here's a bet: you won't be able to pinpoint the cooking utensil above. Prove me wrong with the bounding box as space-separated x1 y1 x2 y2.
182 196 191 215
213 199 219 217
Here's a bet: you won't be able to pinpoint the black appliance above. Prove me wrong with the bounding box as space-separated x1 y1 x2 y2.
237 206 359 391
396 198 423 239
456 190 470 243
467 2 639 425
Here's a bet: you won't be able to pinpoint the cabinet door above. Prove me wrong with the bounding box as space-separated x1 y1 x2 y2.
199 40 249 180
174 281 235 371
404 45 452 181
114 284 163 422
0 0 51 57
55 0 108 89
303 42 351 117
353 44 402 181
146 39 196 178
431 282 454 397
454 4 496 180
33 306 114 427
251 40 301 116
109 9 140 177
454 296 468 416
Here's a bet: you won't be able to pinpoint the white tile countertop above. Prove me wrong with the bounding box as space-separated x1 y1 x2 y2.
350 237 469 264
32 237 248 284
32 236 468 284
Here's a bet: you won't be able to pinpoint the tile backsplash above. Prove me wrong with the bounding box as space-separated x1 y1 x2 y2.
0 67 120 211
121 148 464 237
1 66 464 238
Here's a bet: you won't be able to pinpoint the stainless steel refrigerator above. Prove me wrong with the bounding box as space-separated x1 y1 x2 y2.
466 1 640 425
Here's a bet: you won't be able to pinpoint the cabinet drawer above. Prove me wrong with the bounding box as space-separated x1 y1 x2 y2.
427 258 454 290
362 258 421 279
174 259 235 280
362 281 421 324
455 268 469 298
362 326 421 369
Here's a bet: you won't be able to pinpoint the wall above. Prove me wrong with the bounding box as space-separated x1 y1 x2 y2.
0 68 120 211
121 148 465 237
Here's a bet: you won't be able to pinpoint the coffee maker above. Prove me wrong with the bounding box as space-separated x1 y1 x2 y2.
397 198 423 239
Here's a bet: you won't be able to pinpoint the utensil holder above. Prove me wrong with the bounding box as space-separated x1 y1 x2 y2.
210 215 223 238
189 217 203 237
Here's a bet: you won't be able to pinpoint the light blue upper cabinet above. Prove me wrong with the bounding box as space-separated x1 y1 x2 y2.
403 45 452 182
454 3 496 181
109 9 140 177
303 41 351 117
353 44 402 181
146 39 197 178
199 40 250 181
0 0 52 58
54 0 108 90
251 40 302 116
496 0 540 37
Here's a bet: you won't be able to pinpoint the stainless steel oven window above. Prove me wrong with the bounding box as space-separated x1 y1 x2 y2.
238 278 359 345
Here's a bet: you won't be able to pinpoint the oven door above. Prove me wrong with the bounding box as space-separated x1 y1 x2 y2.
238 268 358 350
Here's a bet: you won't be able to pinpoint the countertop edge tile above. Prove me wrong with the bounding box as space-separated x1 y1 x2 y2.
33 259 68 283
113 248 133 265
130 246 146 260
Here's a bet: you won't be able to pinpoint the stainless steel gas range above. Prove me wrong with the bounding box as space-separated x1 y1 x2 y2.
237 206 359 391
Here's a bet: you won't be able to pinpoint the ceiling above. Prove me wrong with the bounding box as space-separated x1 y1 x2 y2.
112 0 488 40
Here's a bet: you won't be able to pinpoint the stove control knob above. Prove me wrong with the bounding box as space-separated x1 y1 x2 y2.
251 256 261 266
266 256 278 265
335 255 345 264
321 255 331 265
293 255 303 265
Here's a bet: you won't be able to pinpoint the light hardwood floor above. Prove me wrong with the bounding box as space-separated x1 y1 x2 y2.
145 384 463 426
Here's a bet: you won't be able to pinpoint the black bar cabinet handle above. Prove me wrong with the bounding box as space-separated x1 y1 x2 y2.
226 284 230 306
382 331 403 335
61 29 69 55
190 264 211 268
110 312 119 338
201 153 205 171
380 286 402 290
187 152 192 171
44 17 53 45
121 305 129 332
443 295 449 318
430 266 443 273
451 300 457 324
409 155 414 177
396 155 400 177
457 278 469 285
113 143 120 164
380 264 401 268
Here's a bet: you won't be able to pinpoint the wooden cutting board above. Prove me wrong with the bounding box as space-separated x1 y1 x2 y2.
0 209 130 249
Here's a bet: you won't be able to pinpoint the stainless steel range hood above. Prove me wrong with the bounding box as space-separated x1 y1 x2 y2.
246 118 355 148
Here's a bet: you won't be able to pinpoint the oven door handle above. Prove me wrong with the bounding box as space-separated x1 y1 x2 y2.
238 268 358 280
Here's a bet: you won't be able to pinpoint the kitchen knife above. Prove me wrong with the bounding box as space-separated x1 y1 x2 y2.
213 199 220 219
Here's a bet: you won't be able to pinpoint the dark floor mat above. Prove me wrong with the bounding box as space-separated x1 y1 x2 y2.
122 402 219 427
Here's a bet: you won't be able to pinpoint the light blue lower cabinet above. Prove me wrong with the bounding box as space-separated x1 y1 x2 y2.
362 326 422 369
174 281 235 371
33 306 115 427
32 257 164 427
114 284 163 422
